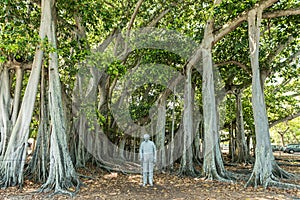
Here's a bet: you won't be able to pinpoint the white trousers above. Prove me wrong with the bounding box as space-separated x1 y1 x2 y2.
142 156 154 185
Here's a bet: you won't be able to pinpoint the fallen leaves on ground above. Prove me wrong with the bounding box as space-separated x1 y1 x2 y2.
1 153 299 200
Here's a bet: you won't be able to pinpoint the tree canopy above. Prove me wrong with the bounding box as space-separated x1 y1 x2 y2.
0 0 299 196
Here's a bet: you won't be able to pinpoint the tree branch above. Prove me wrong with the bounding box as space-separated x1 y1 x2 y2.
214 60 251 74
148 8 170 27
57 15 80 36
214 0 223 4
269 111 300 128
147 0 184 27
7 60 33 70
265 36 295 64
124 0 144 54
96 29 118 52
127 0 144 32
214 0 286 44
288 50 300 62
289 93 300 98
272 77 292 94
273 50 300 70
103 0 116 8
263 7 300 19
272 49 300 92
262 36 296 78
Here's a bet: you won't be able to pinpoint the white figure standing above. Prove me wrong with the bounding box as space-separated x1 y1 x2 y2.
139 134 157 186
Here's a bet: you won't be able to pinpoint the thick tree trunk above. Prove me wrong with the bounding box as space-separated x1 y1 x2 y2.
11 66 23 125
118 136 126 160
169 88 176 170
245 9 295 189
39 0 80 195
193 115 202 164
229 122 235 162
155 99 166 170
201 18 231 181
0 6 45 187
74 126 88 168
0 66 11 158
179 65 196 176
234 90 251 163
26 66 50 183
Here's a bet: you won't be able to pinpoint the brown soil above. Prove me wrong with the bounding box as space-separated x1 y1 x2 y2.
1 153 299 200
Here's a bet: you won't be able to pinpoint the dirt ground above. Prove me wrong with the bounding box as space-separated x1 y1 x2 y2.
1 153 300 200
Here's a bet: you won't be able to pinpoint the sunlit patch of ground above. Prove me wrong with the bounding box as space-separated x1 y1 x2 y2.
1 153 299 200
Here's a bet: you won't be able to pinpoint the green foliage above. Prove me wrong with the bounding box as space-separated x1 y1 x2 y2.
1 0 300 153
129 83 164 122
79 102 103 131
106 60 126 78
265 78 300 122
30 118 39 139
270 117 300 145
0 1 40 62
214 0 259 29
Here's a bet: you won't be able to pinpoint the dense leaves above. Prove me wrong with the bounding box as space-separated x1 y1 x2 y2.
0 0 299 197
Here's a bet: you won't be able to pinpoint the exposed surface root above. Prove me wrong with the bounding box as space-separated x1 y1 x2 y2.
269 180 300 190
272 164 294 179
46 188 76 198
92 155 143 174
38 178 82 197
245 166 298 189
203 168 235 183
0 144 28 188
177 167 200 178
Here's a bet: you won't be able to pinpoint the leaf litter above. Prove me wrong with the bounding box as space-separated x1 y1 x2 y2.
1 153 299 200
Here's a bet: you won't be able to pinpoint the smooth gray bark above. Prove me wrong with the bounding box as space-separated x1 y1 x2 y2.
0 66 11 158
0 6 45 187
39 0 80 195
170 88 176 169
245 8 295 189
201 17 230 181
155 99 166 170
11 66 23 125
73 66 101 167
234 90 251 163
179 65 196 176
26 65 50 183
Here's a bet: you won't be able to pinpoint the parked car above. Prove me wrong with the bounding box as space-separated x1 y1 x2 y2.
283 144 300 154
271 145 282 152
